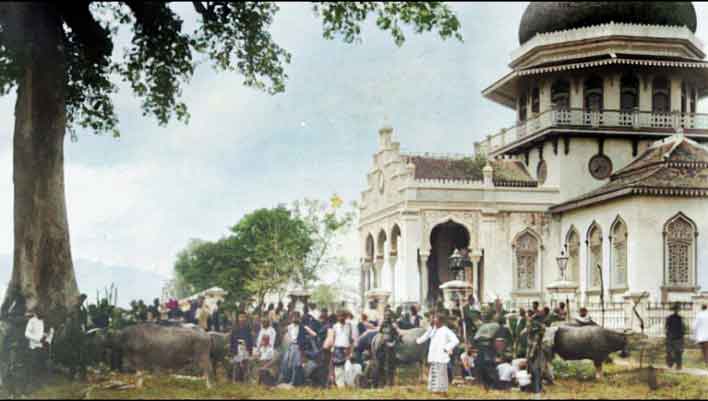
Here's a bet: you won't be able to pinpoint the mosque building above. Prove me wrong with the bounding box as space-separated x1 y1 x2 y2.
358 2 708 310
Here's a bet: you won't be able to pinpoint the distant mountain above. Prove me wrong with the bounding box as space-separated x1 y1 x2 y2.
0 254 168 308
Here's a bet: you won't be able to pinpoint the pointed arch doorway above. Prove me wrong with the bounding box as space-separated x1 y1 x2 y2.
426 220 472 305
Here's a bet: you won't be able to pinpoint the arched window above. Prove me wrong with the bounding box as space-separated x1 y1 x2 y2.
652 77 670 113
551 79 570 110
611 218 628 288
664 213 696 287
587 224 603 289
566 227 580 282
514 231 539 290
531 86 540 114
584 76 604 111
620 74 639 111
519 93 528 122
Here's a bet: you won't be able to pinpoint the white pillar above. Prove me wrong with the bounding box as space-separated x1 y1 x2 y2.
401 215 422 304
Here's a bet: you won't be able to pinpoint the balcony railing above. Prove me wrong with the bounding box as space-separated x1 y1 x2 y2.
477 108 708 155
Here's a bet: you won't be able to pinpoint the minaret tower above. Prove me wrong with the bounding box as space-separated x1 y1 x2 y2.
477 1 708 202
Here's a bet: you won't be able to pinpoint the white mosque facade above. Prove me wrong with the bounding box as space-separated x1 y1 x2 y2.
358 2 708 310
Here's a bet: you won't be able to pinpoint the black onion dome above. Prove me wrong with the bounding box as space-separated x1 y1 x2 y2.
519 2 697 44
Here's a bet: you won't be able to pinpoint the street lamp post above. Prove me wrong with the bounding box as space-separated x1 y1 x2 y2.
555 247 570 318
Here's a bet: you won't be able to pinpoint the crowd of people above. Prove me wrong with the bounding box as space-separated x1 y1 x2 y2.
15 291 708 396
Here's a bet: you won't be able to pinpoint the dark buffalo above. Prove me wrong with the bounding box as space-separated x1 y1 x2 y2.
361 327 429 387
547 324 630 378
91 323 214 388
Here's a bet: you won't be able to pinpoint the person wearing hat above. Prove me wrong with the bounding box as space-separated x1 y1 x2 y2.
665 302 685 370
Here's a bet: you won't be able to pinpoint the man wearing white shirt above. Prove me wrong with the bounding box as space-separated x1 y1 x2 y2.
25 310 51 384
416 315 459 395
694 304 708 366
332 312 354 388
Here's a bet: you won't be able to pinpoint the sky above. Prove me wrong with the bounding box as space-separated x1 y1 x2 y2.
1 2 708 289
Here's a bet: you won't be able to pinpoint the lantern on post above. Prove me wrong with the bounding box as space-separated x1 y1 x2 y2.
448 248 473 282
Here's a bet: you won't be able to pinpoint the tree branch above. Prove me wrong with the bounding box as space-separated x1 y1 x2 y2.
57 1 112 64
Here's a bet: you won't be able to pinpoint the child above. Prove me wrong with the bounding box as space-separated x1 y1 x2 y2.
255 333 274 362
460 346 476 380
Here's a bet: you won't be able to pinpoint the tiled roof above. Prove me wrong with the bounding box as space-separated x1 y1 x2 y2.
551 134 708 213
403 155 537 187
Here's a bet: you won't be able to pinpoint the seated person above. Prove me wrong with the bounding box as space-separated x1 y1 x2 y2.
255 333 274 362
460 346 476 380
574 307 596 326
496 359 515 390
514 359 532 392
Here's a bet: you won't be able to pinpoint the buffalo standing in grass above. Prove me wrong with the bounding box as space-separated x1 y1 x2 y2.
360 327 430 387
546 324 630 379
90 323 215 389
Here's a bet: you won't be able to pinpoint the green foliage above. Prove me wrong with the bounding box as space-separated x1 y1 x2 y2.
229 206 313 307
311 283 340 310
290 197 356 289
0 2 462 138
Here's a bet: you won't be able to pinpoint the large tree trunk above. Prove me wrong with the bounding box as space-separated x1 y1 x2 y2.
1 2 77 329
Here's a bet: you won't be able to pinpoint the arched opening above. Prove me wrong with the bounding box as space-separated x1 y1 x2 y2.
376 230 387 289
426 220 470 304
620 74 639 111
652 76 670 113
565 227 580 283
611 218 628 289
390 224 401 302
551 79 570 110
584 76 604 111
587 223 603 290
365 234 375 291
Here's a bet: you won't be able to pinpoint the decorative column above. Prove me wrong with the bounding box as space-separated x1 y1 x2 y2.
420 251 430 308
389 252 398 305
366 289 391 322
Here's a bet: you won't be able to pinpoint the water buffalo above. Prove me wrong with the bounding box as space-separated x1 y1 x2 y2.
361 327 429 387
91 323 214 389
546 324 630 379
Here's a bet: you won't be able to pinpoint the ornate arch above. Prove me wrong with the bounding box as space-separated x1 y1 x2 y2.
609 215 629 289
512 227 543 292
564 225 581 283
586 221 604 290
421 211 478 254
663 212 698 288
390 224 402 257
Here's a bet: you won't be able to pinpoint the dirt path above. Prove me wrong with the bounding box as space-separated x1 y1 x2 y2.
614 359 708 377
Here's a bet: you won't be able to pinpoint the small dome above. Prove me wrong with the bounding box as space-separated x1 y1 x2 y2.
519 2 697 45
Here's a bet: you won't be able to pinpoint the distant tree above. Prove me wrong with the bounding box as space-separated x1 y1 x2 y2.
290 195 356 290
232 207 313 310
311 283 340 311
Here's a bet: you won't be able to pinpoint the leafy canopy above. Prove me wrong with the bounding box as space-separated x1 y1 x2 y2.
0 2 461 138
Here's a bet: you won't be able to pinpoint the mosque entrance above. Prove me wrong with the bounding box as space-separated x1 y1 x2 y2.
425 220 470 305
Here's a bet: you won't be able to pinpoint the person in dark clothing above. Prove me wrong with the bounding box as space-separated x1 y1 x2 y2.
666 303 685 370
148 298 161 322
474 335 498 391
410 305 422 328
230 313 254 381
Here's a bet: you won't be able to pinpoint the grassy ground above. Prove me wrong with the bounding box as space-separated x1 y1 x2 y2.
20 360 708 400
